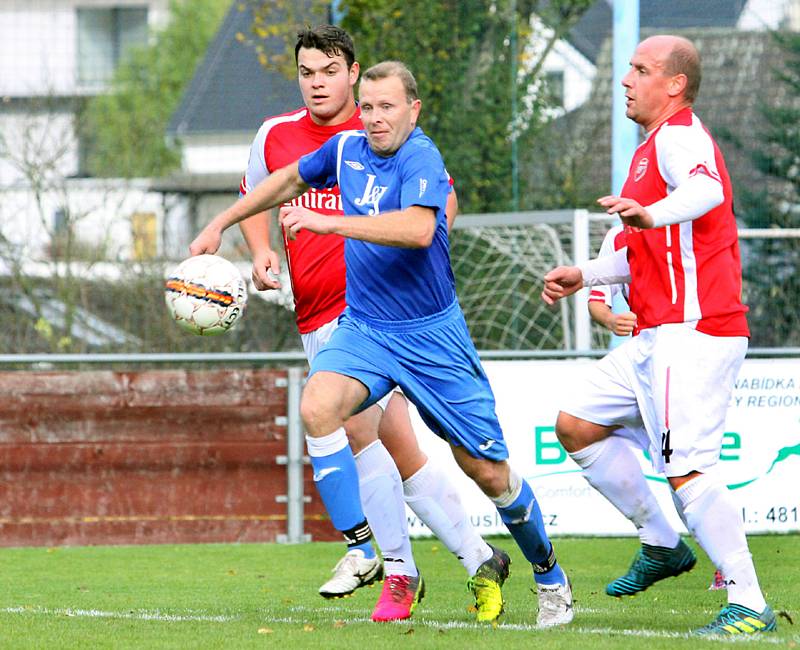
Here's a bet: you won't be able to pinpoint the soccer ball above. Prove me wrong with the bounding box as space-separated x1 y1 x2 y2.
164 254 248 335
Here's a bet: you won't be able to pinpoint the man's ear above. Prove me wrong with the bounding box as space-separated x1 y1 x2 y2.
349 61 360 86
668 73 688 98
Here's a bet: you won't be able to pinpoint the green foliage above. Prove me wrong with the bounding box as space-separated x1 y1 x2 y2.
245 0 592 213
81 0 228 178
728 31 800 347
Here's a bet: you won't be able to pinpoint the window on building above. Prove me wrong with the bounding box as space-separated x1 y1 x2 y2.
544 70 565 108
131 212 158 260
76 7 149 86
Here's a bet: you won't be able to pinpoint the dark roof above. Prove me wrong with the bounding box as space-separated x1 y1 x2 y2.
568 0 748 62
168 3 302 136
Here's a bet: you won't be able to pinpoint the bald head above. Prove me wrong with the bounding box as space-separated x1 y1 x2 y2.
642 35 701 102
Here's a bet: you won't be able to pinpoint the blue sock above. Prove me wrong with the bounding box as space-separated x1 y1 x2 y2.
308 432 375 559
496 478 566 586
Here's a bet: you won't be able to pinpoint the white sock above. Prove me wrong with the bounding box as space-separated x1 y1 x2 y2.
570 437 679 548
674 473 767 612
403 459 492 576
354 440 417 577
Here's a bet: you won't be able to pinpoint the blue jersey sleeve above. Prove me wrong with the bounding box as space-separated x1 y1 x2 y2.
399 146 450 212
298 134 341 189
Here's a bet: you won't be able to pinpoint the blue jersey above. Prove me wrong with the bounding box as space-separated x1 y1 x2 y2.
298 127 455 321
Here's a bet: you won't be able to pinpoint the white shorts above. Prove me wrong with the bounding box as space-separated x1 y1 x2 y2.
561 323 747 477
301 315 396 411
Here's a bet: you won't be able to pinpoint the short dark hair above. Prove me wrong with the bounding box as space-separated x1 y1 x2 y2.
665 38 701 103
294 25 355 69
361 61 418 103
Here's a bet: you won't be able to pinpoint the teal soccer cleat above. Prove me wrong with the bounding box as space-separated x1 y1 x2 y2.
606 539 696 597
694 603 777 636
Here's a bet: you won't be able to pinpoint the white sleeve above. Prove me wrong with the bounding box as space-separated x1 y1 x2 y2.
648 123 724 227
588 285 613 307
239 121 271 196
578 247 631 287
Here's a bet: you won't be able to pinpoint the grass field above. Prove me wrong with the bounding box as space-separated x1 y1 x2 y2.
0 535 797 649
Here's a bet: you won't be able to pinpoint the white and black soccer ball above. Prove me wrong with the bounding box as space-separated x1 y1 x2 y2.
164 254 248 336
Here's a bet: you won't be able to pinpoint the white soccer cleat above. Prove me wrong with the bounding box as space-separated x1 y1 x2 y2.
536 577 574 628
318 549 384 599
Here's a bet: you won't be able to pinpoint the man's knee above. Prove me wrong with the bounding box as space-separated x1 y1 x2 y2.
555 411 610 453
461 457 509 498
300 372 365 436
344 406 381 454
299 390 335 435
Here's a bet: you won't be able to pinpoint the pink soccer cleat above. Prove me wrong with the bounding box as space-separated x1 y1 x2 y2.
370 573 425 622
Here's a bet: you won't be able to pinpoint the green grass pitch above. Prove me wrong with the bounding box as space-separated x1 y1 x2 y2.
0 535 796 648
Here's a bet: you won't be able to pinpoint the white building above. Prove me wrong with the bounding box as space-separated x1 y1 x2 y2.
0 0 170 260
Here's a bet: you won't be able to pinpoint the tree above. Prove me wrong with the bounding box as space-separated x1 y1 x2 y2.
242 0 592 214
722 31 800 347
81 0 227 178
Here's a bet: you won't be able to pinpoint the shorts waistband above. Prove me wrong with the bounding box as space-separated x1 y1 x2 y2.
346 299 461 333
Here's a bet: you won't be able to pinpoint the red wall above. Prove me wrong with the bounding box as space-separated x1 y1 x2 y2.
0 370 334 547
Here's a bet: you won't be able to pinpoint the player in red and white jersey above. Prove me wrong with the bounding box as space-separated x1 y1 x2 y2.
239 105 358 334
237 26 506 622
542 35 774 635
587 224 636 337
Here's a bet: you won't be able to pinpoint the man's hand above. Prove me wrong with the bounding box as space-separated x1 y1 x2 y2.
251 248 282 291
542 266 584 305
608 311 637 336
279 206 334 240
189 223 223 256
597 195 654 229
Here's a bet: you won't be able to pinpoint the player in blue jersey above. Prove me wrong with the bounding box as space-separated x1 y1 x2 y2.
190 60 573 628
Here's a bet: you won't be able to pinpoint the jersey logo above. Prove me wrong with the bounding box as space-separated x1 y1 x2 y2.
312 467 340 482
419 178 427 197
634 157 649 182
345 160 365 171
354 173 388 215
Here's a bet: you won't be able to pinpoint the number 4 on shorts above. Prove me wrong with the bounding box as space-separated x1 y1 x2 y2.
661 429 673 463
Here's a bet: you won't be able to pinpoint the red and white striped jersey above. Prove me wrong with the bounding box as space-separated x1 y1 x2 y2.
621 107 749 337
589 224 629 307
240 107 362 334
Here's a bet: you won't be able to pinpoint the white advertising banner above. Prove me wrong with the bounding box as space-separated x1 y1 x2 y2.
407 358 800 537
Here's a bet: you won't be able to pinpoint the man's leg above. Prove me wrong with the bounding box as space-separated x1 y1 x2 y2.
303 372 377 595
316 405 383 598
557 412 695 597
348 406 418 580
378 393 506 622
451 446 572 628
379 393 494 576
670 472 776 636
301 372 422 622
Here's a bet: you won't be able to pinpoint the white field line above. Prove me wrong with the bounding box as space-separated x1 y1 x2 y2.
1 606 236 623
2 606 790 644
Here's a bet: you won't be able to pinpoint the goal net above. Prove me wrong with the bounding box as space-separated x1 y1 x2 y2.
450 210 616 352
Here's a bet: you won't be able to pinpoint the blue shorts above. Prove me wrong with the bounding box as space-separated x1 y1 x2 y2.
309 300 508 461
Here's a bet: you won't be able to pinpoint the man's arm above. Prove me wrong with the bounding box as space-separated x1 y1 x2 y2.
588 301 637 336
190 162 308 255
280 204 437 248
239 213 282 290
445 188 458 231
542 248 631 305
